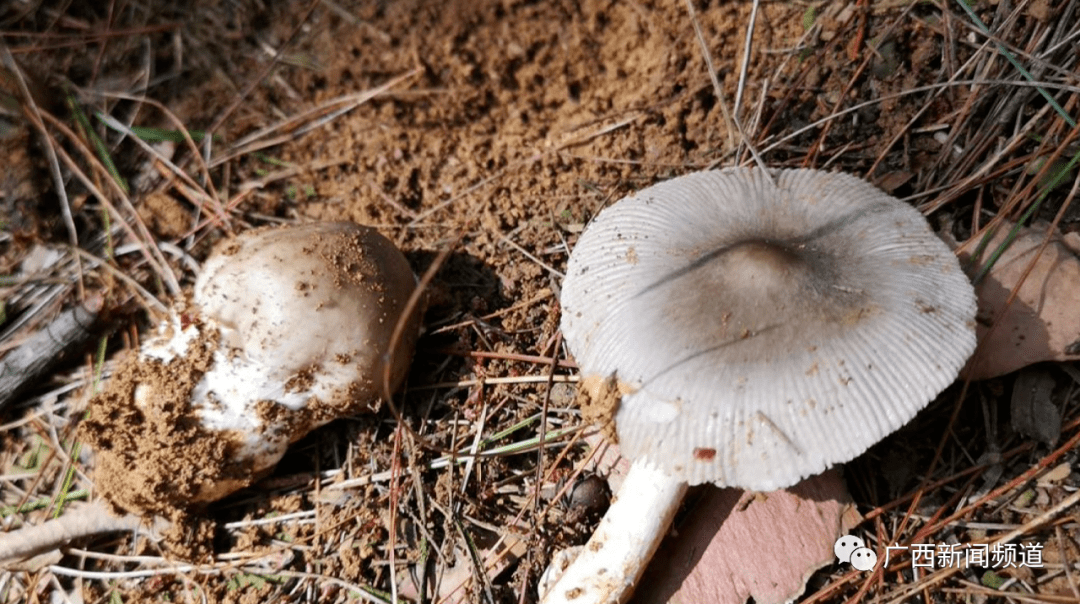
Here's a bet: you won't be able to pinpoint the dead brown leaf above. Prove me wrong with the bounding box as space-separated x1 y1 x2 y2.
961 221 1080 380
579 435 857 604
631 470 857 604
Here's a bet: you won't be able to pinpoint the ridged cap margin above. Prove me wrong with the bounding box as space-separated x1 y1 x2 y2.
560 168 977 490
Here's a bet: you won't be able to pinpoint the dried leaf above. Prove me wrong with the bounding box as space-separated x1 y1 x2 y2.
961 221 1080 380
1010 366 1060 445
632 470 856 604
1037 461 1073 485
874 170 913 194
580 434 857 604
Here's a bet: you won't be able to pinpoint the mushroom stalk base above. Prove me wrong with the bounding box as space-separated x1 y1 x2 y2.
541 457 688 604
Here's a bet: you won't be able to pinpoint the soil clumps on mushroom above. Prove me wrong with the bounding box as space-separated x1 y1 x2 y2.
80 223 421 545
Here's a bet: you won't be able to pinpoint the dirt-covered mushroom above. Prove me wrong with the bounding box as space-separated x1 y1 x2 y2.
542 168 977 604
81 221 421 516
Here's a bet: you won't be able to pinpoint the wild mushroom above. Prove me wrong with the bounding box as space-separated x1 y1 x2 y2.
542 168 977 604
81 221 421 515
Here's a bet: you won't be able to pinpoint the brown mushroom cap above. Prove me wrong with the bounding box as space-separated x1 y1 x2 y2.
561 168 977 490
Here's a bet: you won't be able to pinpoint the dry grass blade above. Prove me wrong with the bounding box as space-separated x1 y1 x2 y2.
0 44 84 296
214 68 422 167
682 0 735 152
3 1 1080 603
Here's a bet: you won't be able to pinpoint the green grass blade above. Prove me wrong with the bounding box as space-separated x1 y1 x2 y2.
954 0 1076 128
67 95 129 194
972 147 1080 284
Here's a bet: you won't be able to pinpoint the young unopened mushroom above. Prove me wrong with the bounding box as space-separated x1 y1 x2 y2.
81 221 421 515
542 168 977 604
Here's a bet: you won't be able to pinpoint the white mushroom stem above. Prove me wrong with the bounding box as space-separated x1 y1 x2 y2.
541 458 688 604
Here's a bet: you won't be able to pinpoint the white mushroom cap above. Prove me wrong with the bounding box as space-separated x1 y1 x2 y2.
84 222 421 511
561 168 977 491
186 221 420 473
194 222 417 412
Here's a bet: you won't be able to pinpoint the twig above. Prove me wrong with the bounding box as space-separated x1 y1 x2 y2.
0 296 106 411
0 500 153 565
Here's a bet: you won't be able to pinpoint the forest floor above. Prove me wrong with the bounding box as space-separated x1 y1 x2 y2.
1 1 1079 603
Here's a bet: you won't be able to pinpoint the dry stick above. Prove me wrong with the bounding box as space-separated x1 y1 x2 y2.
0 296 105 412
122 95 226 225
388 417 404 604
849 0 869 62
460 417 499 604
449 349 576 370
5 419 66 520
749 50 812 157
0 500 154 565
70 247 167 314
3 24 179 53
993 23 1052 130
941 585 1079 604
0 282 68 345
731 0 756 123
682 0 772 173
47 560 390 604
429 289 555 334
496 231 564 279
1055 525 1080 600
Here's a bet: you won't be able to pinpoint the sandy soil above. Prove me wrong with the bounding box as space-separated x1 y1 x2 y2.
2 0 1079 602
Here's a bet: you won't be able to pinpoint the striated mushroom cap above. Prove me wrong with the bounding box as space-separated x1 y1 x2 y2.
560 168 977 491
